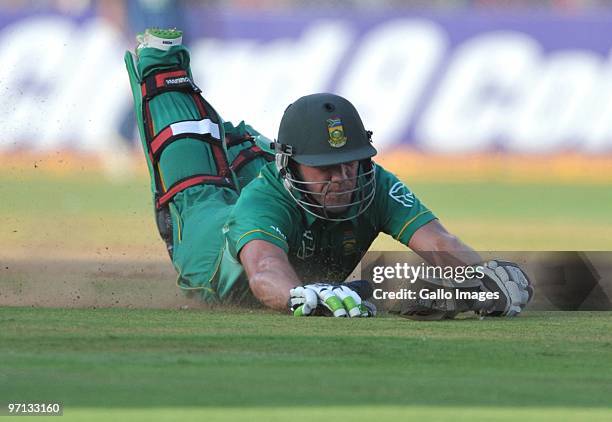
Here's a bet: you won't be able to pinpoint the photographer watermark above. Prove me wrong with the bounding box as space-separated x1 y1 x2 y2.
372 262 485 283
359 251 612 311
370 262 499 301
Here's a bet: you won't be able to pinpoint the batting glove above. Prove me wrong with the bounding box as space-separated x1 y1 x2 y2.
289 281 375 317
478 260 534 317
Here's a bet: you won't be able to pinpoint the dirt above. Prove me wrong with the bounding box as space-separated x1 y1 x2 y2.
3 252 611 311
0 256 208 309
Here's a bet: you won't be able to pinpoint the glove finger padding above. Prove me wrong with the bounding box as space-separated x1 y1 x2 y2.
332 285 362 317
289 286 318 316
479 260 533 317
504 264 533 304
496 260 534 309
308 284 348 317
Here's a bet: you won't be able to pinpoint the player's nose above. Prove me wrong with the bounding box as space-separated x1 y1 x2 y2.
330 163 352 182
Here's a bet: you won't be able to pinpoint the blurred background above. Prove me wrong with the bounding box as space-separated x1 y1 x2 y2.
1 0 611 308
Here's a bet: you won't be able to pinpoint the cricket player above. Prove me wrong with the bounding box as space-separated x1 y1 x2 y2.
125 29 533 318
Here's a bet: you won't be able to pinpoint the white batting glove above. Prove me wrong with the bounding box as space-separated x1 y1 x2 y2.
289 283 367 317
479 260 534 317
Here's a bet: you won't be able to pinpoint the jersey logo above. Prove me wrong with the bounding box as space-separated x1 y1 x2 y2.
389 181 414 208
269 225 287 240
326 117 347 148
297 230 315 260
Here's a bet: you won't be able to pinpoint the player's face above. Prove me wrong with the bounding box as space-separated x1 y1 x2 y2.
295 161 359 213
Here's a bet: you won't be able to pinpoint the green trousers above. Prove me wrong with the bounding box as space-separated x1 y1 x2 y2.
125 46 272 304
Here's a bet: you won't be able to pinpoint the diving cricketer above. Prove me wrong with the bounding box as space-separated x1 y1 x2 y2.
125 29 533 319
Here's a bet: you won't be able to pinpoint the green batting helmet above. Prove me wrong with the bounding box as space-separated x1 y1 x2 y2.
276 93 377 166
272 93 378 221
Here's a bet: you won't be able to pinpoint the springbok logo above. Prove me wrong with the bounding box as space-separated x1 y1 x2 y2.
389 181 414 207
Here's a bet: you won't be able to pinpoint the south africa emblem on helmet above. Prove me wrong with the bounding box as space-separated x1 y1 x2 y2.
326 117 347 148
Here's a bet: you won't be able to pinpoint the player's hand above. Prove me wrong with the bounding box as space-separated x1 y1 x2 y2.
478 260 534 317
289 281 375 317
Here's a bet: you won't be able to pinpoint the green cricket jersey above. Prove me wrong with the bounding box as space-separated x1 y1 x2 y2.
224 162 437 283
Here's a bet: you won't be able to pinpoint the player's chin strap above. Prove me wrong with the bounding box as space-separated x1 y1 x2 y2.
272 141 377 222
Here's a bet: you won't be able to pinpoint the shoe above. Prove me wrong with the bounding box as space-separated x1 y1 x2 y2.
136 28 183 54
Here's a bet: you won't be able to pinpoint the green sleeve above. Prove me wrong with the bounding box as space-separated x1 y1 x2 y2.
224 181 294 262
373 164 437 245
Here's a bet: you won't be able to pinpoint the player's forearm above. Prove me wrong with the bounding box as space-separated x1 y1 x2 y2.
248 256 301 311
416 232 482 267
409 220 482 267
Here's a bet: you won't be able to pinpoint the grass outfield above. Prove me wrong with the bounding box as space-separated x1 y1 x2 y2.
1 308 611 421
2 169 612 255
1 158 612 419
